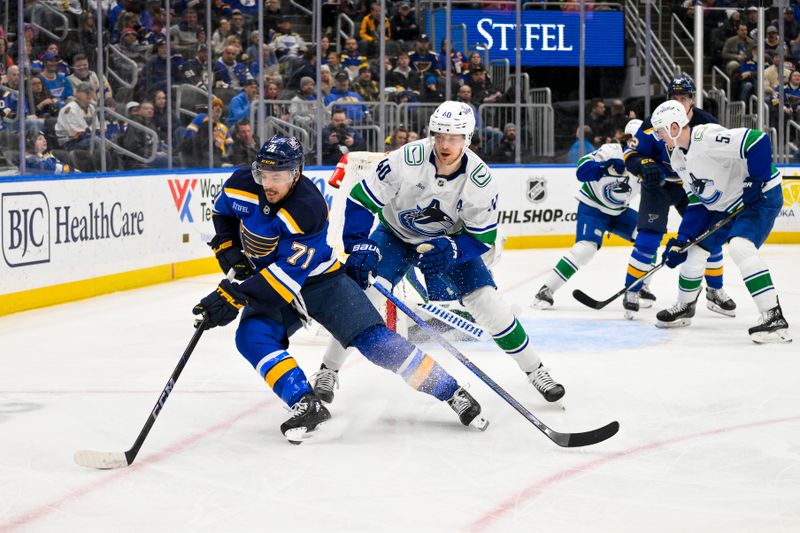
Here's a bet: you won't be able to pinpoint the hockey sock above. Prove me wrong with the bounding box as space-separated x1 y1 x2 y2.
462 286 541 372
728 237 778 312
255 350 313 407
625 229 661 292
677 246 709 304
542 240 597 293
321 339 351 372
350 325 458 401
704 250 724 290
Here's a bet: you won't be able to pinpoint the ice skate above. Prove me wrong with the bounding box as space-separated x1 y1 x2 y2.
639 287 657 309
706 287 736 317
656 298 697 328
623 290 639 320
447 386 489 431
749 303 792 344
527 364 565 402
532 285 554 309
280 393 331 444
311 364 339 404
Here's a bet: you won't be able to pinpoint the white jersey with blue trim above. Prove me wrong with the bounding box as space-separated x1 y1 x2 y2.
668 124 782 213
354 139 499 247
576 143 640 216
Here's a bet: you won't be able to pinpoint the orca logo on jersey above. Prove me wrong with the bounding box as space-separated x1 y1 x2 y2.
688 172 722 205
398 199 455 237
602 178 631 207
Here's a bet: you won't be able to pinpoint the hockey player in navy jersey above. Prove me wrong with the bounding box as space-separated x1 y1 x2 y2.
533 118 643 308
622 76 737 319
648 100 790 343
312 101 566 405
192 135 488 444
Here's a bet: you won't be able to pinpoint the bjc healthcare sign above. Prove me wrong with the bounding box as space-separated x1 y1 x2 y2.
429 9 624 67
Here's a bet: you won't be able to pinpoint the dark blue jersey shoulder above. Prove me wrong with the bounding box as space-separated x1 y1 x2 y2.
689 107 718 126
276 175 329 236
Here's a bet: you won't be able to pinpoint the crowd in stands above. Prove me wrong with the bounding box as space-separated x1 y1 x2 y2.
0 0 546 174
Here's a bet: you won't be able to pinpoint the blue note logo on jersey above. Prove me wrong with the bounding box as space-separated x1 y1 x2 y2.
688 172 722 205
398 199 455 237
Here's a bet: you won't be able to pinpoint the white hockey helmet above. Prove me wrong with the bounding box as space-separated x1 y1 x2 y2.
650 100 689 143
428 101 476 149
624 118 643 137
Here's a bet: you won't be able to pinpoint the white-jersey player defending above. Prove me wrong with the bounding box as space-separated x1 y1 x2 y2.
649 100 790 342
534 119 646 309
313 101 566 403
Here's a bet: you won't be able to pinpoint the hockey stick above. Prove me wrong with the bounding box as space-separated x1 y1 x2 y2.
572 204 745 310
372 279 619 447
74 271 234 469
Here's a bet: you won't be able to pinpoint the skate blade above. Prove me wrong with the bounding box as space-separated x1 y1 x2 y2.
639 299 654 309
707 301 736 317
283 421 328 445
532 299 553 310
656 318 692 328
470 416 490 431
623 309 637 320
750 330 793 344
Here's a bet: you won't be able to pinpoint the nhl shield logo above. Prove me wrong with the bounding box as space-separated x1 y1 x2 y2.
526 176 546 203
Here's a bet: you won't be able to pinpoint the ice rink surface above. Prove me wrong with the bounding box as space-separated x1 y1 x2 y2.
1 246 798 533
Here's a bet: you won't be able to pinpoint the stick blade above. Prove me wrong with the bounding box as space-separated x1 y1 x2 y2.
74 449 130 470
572 289 610 310
550 420 620 448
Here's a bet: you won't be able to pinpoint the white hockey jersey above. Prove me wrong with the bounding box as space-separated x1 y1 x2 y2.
348 139 498 247
576 143 640 216
668 124 782 213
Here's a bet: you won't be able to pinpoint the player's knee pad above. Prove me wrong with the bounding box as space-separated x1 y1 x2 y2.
571 240 598 267
633 228 662 255
461 285 514 333
350 324 415 372
683 245 710 275
727 237 757 266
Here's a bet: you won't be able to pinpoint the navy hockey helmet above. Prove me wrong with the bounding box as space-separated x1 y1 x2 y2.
252 135 304 184
668 76 696 98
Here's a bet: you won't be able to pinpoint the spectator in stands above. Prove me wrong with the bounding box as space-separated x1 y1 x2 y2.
607 99 631 134
325 50 345 78
780 70 800 119
469 65 504 105
0 66 43 132
227 78 258 126
409 35 440 77
745 6 759 34
387 51 420 90
249 43 280 82
490 123 516 163
24 129 71 174
422 75 445 102
468 130 486 160
138 36 184 98
264 81 289 121
212 18 231 56
230 120 259 166
324 71 369 123
722 23 754 76
170 8 200 58
229 10 249 50
0 36 13 79
439 38 465 78
214 44 253 90
30 44 70 76
390 2 419 49
772 7 800 58
55 82 97 151
180 43 209 87
121 100 168 169
566 126 594 164
290 76 320 130
585 98 609 144
359 3 391 57
765 25 783 55
126 101 140 120
182 98 233 167
341 0 368 23
270 16 308 78
68 54 113 104
321 107 366 164
385 126 408 150
150 90 182 145
264 0 285 33
340 37 369 80
456 83 475 108
286 50 318 90
228 0 260 20
765 58 794 98
38 52 73 105
738 46 760 103
30 75 63 120
118 27 149 66
710 9 740 64
320 64 333 94
352 65 380 101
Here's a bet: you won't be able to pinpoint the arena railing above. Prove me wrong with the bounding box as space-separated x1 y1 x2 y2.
93 107 160 165
106 45 139 91
29 1 71 42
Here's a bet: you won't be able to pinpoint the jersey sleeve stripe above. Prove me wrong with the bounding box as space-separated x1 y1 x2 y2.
577 155 592 167
350 182 382 213
742 129 765 158
224 187 260 204
361 180 386 208
465 228 497 245
259 269 295 303
267 264 302 295
277 208 304 234
464 222 497 233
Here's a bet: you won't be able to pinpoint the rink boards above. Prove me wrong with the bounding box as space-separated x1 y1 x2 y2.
2 165 799 315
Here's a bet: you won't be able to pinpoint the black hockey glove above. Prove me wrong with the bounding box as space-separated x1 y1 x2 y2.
639 158 664 186
415 237 459 276
192 279 247 329
345 239 381 289
662 237 689 268
210 234 252 281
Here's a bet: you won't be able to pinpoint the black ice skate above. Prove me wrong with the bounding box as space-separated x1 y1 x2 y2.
280 393 331 444
533 285 554 309
706 287 737 317
639 287 657 309
527 364 566 402
749 303 792 344
623 291 639 320
312 364 339 404
447 386 489 431
656 298 697 328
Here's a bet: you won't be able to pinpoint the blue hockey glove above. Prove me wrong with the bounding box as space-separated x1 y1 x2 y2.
600 159 626 175
742 177 765 206
192 279 247 329
345 239 381 289
639 158 664 186
210 234 252 281
415 237 459 276
662 237 689 268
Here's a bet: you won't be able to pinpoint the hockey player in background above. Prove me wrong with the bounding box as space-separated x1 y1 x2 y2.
622 77 737 320
192 135 489 444
313 101 566 405
533 118 643 308
648 100 790 343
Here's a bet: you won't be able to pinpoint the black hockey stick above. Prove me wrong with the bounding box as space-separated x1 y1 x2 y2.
74 315 209 469
572 204 745 310
372 279 619 448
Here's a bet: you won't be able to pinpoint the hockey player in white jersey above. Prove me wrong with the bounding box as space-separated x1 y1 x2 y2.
313 101 566 403
648 100 790 342
534 118 645 309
